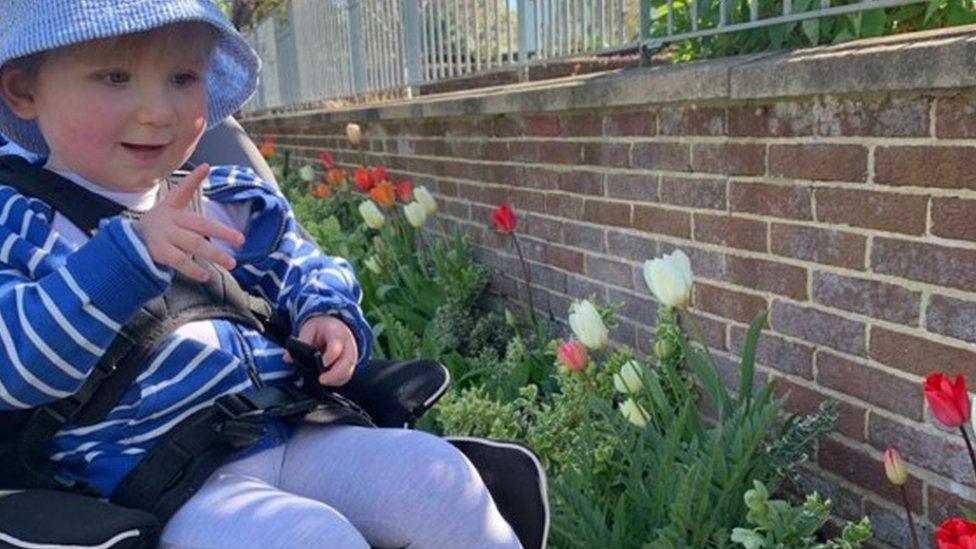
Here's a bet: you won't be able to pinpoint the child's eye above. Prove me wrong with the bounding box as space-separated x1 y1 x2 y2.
173 72 200 87
101 71 129 85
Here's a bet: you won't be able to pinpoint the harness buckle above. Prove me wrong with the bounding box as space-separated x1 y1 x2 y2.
212 394 265 448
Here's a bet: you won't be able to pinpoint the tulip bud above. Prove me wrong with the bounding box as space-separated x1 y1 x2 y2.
613 360 644 394
414 186 438 214
358 200 385 229
363 256 382 275
557 340 588 372
299 165 315 182
884 448 908 486
654 339 674 361
346 123 362 145
504 309 518 327
568 299 609 350
620 398 649 428
643 249 694 310
404 201 427 228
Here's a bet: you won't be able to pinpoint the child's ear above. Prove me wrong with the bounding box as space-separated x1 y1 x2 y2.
0 64 38 120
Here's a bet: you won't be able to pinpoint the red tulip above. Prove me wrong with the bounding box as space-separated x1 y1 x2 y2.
373 166 390 183
925 373 971 428
491 204 517 233
557 340 588 372
395 180 413 202
354 167 374 192
937 518 976 549
319 151 335 169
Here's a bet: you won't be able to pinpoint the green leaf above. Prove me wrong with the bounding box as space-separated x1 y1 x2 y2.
860 9 887 37
923 0 944 24
802 18 820 44
737 311 768 408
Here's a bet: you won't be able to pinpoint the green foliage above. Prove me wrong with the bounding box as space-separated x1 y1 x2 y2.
649 0 976 62
730 480 872 548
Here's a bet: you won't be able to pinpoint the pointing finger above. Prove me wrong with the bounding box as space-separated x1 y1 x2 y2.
164 163 210 210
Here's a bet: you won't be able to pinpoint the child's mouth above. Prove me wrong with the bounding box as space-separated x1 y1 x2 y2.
121 142 167 161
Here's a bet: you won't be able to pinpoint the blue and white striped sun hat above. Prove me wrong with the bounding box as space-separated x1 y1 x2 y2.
0 0 261 154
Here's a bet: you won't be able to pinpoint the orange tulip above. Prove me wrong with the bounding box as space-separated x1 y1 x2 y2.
369 181 397 208
258 137 276 158
313 183 332 199
326 168 347 186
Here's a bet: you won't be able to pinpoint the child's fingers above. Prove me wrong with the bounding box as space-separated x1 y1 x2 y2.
175 211 245 247
320 337 343 369
163 163 210 210
169 227 237 271
156 241 210 282
319 344 356 387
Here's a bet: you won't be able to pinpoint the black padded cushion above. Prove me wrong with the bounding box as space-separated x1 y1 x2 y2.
448 437 550 549
0 490 159 548
335 359 450 428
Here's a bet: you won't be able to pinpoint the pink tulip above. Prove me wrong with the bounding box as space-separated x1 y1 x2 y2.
557 340 588 372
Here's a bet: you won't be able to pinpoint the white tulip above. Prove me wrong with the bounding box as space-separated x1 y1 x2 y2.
358 200 385 229
346 123 362 145
413 186 438 214
643 249 694 310
568 299 608 350
620 398 649 428
364 256 382 275
298 165 315 182
613 360 644 394
404 201 427 228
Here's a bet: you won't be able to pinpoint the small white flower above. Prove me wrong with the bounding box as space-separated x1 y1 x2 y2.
358 200 385 229
620 398 649 428
413 186 438 214
613 360 644 395
643 249 694 310
568 299 608 350
298 165 315 182
404 201 428 228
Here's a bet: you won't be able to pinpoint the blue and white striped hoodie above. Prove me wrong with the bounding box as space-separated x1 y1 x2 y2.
0 164 373 497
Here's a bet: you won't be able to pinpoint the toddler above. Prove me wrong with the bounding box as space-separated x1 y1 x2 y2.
0 1 521 547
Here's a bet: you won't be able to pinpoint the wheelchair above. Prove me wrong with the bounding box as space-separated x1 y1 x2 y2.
0 118 549 549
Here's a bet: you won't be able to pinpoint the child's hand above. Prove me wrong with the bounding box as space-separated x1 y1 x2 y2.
134 163 245 282
283 316 359 387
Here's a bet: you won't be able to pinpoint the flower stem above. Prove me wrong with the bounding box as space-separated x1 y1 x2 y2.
684 311 719 371
961 427 976 483
900 485 920 549
511 233 539 335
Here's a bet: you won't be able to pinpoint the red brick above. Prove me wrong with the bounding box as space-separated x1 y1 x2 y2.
544 245 584 273
927 484 976 526
537 141 582 164
483 141 510 161
927 294 976 344
523 115 560 136
691 143 765 176
771 301 864 355
631 142 690 172
728 102 816 137
559 112 603 136
583 199 632 228
659 176 727 210
522 213 563 243
862 498 932 549
730 181 812 219
659 106 726 136
932 197 976 242
815 188 928 235
513 189 547 214
564 223 605 253
605 173 658 202
633 204 692 238
509 141 539 162
770 223 866 270
694 214 767 252
868 414 973 487
869 326 976 378
489 115 521 137
769 144 868 182
677 311 728 350
694 283 767 324
607 231 659 262
584 256 634 289
817 352 921 418
545 193 584 218
725 256 808 300
604 110 657 136
518 167 560 190
730 326 814 379
818 438 922 511
812 272 921 326
876 146 976 191
872 238 976 292
582 142 630 166
936 93 976 138
558 171 604 196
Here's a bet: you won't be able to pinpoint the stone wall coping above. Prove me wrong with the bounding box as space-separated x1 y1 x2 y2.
241 24 976 124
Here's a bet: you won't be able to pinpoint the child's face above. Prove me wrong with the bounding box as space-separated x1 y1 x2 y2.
6 25 213 191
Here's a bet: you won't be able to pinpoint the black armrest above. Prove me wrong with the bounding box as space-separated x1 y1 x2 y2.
0 489 159 548
334 359 451 428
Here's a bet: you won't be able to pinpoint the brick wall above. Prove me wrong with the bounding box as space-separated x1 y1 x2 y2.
243 28 976 547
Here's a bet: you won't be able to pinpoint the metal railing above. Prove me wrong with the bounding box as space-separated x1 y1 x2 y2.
244 0 930 112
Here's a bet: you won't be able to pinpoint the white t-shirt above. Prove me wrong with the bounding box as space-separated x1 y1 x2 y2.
49 168 252 348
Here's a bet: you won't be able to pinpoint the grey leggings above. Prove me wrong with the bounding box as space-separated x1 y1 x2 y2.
159 422 523 549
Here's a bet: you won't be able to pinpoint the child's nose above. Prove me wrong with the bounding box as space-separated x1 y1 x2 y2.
135 91 177 127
